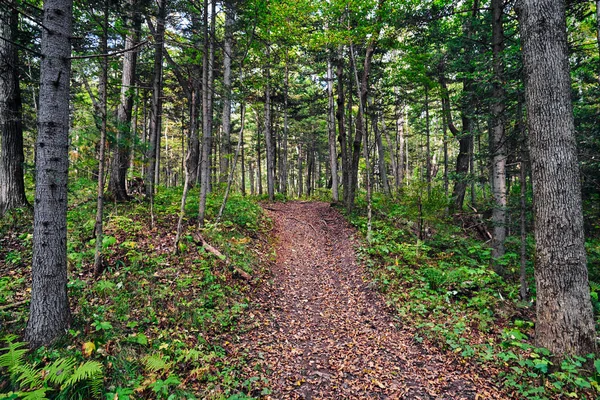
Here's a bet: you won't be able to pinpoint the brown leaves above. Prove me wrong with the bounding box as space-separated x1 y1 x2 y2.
231 201 505 399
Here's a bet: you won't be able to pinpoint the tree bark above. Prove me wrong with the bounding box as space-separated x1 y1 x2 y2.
327 54 339 202
94 1 109 275
108 0 141 202
199 0 215 226
518 0 596 357
219 0 233 183
145 0 166 199
0 2 28 216
264 44 275 201
26 0 73 348
336 48 350 206
490 0 507 276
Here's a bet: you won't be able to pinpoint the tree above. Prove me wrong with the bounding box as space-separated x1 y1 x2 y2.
489 0 507 276
108 0 142 202
0 1 28 216
518 0 596 357
26 0 73 348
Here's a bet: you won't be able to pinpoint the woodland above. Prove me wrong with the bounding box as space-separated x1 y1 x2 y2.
1 0 600 398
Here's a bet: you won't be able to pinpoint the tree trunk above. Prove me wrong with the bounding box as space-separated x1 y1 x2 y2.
490 0 507 276
327 54 339 201
264 45 275 201
108 0 141 201
281 52 289 196
395 92 405 189
145 0 166 199
336 48 350 206
199 0 215 226
348 40 376 211
381 116 397 193
0 2 28 216
371 98 389 195
425 84 431 196
94 1 109 275
26 0 73 348
518 0 596 357
219 1 233 183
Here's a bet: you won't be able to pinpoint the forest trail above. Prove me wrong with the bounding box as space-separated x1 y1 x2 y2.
237 201 504 399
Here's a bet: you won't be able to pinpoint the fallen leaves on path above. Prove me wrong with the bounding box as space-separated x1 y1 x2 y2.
236 201 505 399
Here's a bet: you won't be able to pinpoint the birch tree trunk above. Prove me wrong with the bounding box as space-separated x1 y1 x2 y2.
0 2 28 216
26 0 73 348
518 0 596 357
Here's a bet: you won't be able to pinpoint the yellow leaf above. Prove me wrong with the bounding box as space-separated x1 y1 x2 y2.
82 341 96 358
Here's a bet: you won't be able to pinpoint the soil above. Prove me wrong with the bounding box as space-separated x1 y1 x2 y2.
237 201 504 399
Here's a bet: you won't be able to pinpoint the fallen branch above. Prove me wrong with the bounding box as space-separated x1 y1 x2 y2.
0 299 29 311
193 233 252 280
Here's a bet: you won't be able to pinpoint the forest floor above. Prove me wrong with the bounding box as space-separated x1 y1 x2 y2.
234 201 505 399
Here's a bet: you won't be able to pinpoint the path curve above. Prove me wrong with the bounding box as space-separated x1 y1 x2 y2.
239 201 503 399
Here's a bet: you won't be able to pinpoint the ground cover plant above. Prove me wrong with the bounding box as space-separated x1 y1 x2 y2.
0 181 270 399
346 190 600 400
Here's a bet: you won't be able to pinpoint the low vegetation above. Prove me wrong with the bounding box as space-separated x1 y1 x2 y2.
0 181 269 399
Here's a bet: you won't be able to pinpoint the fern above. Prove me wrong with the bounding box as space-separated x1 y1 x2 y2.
44 357 76 387
18 388 48 400
61 361 103 396
12 364 43 390
0 336 28 372
143 354 171 373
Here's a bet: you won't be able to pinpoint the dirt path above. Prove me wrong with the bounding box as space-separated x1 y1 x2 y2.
238 201 503 399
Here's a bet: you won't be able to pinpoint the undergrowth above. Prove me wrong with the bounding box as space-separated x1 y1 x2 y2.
0 179 269 399
346 189 600 400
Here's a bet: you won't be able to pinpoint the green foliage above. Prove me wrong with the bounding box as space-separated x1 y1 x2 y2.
348 187 599 399
0 336 103 399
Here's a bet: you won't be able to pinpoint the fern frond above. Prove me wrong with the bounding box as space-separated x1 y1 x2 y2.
143 354 170 373
44 357 76 386
12 363 43 390
19 388 49 400
0 336 28 371
60 361 103 392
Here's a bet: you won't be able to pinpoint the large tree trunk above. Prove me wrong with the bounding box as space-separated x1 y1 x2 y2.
490 0 507 276
198 0 215 226
518 0 596 357
108 0 141 201
327 54 339 201
145 0 166 198
0 2 28 216
26 0 73 348
219 1 233 183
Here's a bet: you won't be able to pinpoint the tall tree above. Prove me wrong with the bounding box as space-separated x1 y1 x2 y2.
108 0 142 201
0 1 28 216
327 53 339 201
145 0 167 200
26 0 73 348
518 0 596 357
490 0 508 276
220 0 234 183
264 44 275 202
